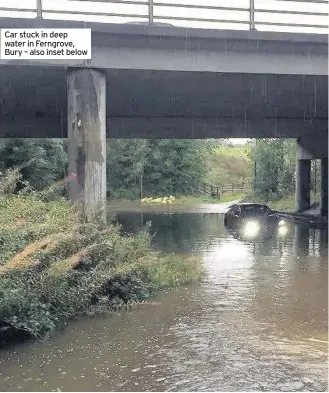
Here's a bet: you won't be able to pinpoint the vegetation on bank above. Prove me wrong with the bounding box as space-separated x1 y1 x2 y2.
126 193 244 205
0 136 322 219
169 193 244 204
242 192 321 212
250 139 321 203
0 138 250 200
242 193 295 212
238 139 322 212
0 169 204 344
205 143 250 186
267 195 297 212
141 195 176 204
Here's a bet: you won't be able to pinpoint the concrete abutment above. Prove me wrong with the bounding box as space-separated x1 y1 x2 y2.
296 138 328 216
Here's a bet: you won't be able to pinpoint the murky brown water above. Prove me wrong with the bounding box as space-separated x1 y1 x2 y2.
0 203 328 392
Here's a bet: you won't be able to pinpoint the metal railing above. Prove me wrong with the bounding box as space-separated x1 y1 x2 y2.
0 0 327 32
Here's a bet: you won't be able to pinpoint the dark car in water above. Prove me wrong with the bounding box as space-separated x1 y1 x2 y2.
224 203 288 241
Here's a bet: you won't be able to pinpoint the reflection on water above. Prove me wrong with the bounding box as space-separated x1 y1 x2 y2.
0 209 327 392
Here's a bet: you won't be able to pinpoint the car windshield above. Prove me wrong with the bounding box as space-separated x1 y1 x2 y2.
241 205 270 216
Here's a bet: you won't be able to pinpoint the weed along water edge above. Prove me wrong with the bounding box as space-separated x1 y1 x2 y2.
0 169 204 344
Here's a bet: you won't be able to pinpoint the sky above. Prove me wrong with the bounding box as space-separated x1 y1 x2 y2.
1 0 327 145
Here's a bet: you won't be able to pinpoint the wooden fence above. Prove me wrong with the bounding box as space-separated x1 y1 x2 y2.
196 182 245 198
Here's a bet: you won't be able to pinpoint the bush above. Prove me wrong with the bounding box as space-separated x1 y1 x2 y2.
0 168 204 344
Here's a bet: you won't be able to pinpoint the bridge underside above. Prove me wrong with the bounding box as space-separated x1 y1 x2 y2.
0 19 327 220
0 65 327 139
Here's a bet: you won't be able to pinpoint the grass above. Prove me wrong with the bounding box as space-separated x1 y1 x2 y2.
267 195 295 212
218 192 244 203
242 192 321 212
0 168 204 344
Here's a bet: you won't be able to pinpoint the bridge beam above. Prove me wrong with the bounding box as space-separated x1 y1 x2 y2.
67 69 107 223
0 115 328 139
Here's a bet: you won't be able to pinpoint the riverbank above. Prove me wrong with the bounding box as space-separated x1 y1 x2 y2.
0 171 204 345
241 194 295 211
242 193 321 212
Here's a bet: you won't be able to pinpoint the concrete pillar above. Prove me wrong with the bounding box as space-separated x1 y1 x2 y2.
295 159 311 212
319 228 328 257
67 69 107 223
294 224 309 256
320 157 328 216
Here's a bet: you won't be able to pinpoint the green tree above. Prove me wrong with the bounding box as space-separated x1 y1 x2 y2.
251 139 296 200
278 140 296 196
0 139 67 190
143 140 206 195
106 139 149 199
106 139 207 198
205 144 251 186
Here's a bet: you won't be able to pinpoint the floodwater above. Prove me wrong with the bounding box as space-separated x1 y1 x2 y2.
0 203 328 392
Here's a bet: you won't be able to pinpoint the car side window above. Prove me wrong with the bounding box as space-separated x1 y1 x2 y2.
260 205 269 214
230 205 237 214
231 205 240 215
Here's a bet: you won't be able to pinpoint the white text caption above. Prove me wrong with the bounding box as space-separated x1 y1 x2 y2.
0 29 91 59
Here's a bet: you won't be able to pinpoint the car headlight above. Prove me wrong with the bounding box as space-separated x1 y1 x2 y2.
278 220 285 226
278 226 288 236
244 220 260 237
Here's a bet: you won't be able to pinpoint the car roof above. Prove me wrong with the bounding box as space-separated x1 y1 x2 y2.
237 203 268 206
230 203 270 208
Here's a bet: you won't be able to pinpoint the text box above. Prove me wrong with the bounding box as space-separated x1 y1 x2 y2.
0 28 91 59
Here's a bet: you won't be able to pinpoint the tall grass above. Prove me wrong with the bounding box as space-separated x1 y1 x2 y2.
0 168 204 343
242 192 321 212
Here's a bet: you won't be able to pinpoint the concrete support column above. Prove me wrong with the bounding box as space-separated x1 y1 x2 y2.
67 69 107 223
293 224 309 256
320 157 328 216
319 228 328 256
295 158 311 212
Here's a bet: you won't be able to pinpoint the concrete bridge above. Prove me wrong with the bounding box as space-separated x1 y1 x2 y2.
0 16 327 220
